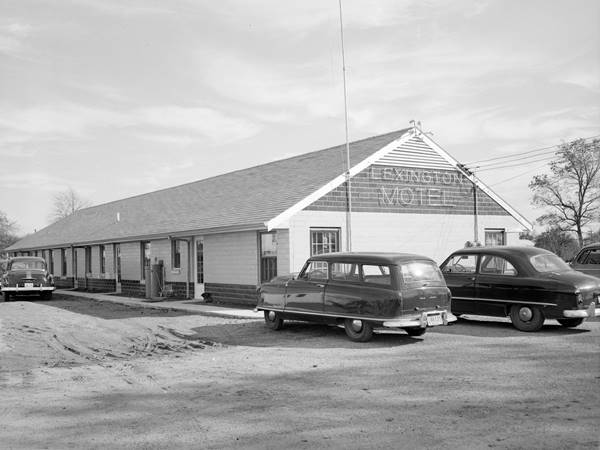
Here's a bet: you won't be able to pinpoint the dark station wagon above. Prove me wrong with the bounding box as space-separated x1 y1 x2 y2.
256 252 457 342
1 256 55 301
570 242 600 279
440 246 600 331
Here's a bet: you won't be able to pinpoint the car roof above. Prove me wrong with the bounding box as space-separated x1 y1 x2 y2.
308 252 434 265
447 246 553 258
579 242 600 251
9 256 46 262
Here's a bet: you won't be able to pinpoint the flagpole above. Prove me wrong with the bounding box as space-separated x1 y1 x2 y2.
339 0 352 252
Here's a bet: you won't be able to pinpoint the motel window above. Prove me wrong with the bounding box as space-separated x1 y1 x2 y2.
485 229 506 246
48 249 54 274
196 240 204 284
61 249 67 276
141 241 151 280
85 246 92 273
171 240 181 269
310 228 340 256
99 245 106 274
260 232 277 282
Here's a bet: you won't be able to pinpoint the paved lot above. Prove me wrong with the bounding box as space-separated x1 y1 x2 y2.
1 294 598 449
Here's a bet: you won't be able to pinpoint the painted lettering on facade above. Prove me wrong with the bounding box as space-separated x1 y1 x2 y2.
369 166 471 208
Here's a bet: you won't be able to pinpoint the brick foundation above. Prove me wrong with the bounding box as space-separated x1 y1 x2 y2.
121 279 146 298
204 283 259 307
54 277 74 289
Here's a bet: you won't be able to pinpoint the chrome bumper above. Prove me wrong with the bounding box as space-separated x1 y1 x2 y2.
562 302 599 318
383 311 457 328
1 286 56 292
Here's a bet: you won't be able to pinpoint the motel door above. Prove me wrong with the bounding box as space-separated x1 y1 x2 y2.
114 243 122 293
73 249 78 289
194 237 205 299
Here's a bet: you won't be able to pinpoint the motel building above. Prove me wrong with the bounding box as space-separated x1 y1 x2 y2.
6 126 533 306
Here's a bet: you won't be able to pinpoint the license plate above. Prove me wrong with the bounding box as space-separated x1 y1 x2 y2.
426 313 443 326
24 282 34 288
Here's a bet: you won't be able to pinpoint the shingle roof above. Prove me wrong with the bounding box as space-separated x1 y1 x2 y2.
8 129 410 250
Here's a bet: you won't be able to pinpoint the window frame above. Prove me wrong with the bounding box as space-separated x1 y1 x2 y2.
140 241 151 280
171 239 181 270
310 227 341 256
259 232 278 283
61 248 67 276
484 228 506 246
99 245 106 274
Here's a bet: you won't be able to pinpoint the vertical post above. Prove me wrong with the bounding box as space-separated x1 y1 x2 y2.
473 181 479 244
339 0 352 251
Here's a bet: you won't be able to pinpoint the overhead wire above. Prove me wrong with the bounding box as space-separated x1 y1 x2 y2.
462 134 600 168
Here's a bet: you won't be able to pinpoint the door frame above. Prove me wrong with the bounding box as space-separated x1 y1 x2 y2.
193 236 205 299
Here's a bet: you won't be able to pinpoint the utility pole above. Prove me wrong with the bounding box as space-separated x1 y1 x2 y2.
339 0 352 252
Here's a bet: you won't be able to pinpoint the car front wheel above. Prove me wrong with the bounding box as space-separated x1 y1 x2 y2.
264 311 284 330
344 319 374 342
557 318 584 328
510 305 544 332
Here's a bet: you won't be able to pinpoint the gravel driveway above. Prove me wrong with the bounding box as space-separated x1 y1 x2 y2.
1 295 598 449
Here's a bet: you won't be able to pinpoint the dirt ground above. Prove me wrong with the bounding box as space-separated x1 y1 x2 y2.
1 294 598 450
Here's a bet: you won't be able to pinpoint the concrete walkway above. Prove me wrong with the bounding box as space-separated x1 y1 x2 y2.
55 289 263 320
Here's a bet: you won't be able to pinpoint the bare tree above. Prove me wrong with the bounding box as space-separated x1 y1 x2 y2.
529 138 600 246
48 187 91 223
0 210 19 253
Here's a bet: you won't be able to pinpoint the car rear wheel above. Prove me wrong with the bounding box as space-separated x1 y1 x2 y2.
3 292 10 302
264 311 284 330
405 327 426 337
40 291 53 300
344 319 374 342
557 318 584 328
510 305 544 332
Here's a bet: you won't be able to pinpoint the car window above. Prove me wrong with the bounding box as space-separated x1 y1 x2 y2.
530 254 571 273
400 261 444 284
9 260 46 270
361 265 392 286
578 249 600 265
300 261 328 280
441 254 477 274
331 263 360 282
480 255 517 276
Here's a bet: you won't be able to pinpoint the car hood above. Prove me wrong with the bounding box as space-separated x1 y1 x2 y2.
538 270 600 291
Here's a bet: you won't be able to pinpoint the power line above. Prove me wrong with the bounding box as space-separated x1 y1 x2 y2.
468 148 557 169
475 154 555 172
490 162 550 187
462 134 600 166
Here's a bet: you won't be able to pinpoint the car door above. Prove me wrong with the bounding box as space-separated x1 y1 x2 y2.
284 260 327 313
475 254 520 316
571 248 600 279
440 253 478 314
323 262 364 316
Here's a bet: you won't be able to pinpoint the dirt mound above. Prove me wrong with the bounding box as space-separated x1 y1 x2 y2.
0 302 216 373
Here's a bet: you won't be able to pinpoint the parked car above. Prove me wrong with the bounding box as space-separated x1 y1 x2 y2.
256 252 456 342
1 256 55 301
570 243 600 279
440 246 600 331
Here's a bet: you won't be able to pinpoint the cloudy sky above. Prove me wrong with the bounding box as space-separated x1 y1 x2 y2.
1 0 598 235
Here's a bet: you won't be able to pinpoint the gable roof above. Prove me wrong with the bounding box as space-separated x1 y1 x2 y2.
8 129 410 251
8 127 532 252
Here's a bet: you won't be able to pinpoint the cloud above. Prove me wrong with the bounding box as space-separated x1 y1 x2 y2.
0 21 33 55
0 102 262 146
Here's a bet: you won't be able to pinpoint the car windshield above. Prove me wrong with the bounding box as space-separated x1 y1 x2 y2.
530 254 571 273
400 261 443 284
10 260 46 270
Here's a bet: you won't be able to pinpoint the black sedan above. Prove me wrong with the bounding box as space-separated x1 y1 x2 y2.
440 246 600 331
